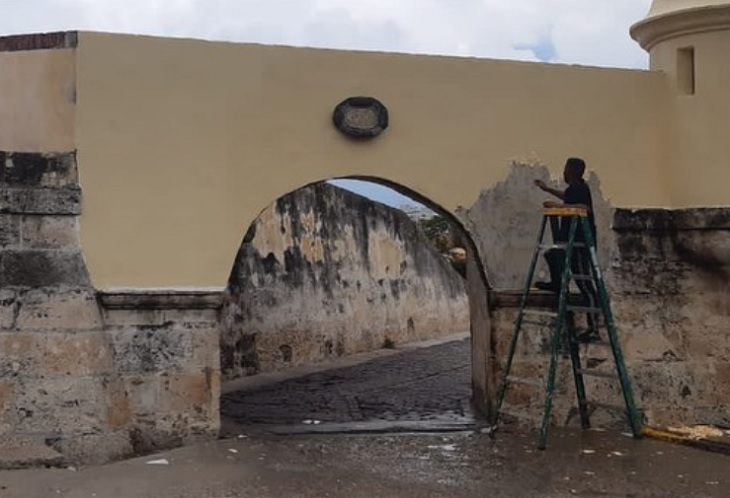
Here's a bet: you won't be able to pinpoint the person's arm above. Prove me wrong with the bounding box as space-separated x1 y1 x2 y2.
534 180 565 200
544 184 591 212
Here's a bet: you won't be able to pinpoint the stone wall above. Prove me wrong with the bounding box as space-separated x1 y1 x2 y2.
464 162 730 429
0 151 220 466
221 182 470 380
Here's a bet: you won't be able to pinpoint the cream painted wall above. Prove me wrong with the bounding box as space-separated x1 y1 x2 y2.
0 49 75 152
649 30 730 206
74 32 669 289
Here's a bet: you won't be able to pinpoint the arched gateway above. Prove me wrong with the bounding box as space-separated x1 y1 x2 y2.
2 0 730 463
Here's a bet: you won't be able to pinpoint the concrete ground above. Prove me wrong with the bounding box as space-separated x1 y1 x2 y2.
1 333 728 498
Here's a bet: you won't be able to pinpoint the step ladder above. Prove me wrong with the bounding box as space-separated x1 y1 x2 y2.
495 206 642 449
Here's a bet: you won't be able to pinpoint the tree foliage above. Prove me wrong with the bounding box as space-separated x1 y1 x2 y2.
417 215 451 253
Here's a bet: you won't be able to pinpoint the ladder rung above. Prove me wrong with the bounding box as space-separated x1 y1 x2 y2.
538 243 587 250
567 305 602 314
577 369 615 379
583 339 611 348
506 376 544 388
571 274 594 281
521 319 553 327
522 310 558 319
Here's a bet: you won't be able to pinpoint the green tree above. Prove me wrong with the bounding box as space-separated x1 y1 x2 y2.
418 215 451 253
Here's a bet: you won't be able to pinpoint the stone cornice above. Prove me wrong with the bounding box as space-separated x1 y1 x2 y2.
99 289 225 310
631 5 730 50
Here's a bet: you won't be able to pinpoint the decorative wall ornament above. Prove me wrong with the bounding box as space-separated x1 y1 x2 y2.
332 97 389 138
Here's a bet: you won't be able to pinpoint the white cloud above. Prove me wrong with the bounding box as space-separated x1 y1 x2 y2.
0 0 653 68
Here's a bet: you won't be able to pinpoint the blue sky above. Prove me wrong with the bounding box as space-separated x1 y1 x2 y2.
329 180 422 208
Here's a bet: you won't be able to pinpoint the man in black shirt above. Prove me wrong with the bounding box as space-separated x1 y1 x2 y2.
534 157 600 342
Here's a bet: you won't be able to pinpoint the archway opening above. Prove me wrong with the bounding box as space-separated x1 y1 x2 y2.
217 177 490 434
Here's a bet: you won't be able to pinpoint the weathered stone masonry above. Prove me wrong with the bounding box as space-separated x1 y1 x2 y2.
0 151 220 465
0 153 468 465
468 164 730 429
221 182 469 380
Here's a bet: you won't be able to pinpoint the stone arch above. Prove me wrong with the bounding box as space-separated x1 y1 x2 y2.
219 175 496 421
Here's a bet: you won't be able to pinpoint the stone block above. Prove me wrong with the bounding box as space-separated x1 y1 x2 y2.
122 369 220 434
0 250 90 287
0 288 19 329
20 215 80 250
0 214 20 248
110 323 218 374
50 431 133 465
40 331 114 377
0 151 78 189
0 381 16 435
14 289 101 330
111 326 194 374
0 188 81 216
0 333 38 378
104 378 132 430
13 376 109 435
0 435 65 469
0 330 110 378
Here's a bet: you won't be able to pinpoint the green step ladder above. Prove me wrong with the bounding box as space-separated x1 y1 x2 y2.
495 207 642 450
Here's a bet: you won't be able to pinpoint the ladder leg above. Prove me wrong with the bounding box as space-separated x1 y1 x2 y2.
582 222 642 438
539 319 563 450
496 216 549 421
566 313 590 429
539 217 578 450
602 301 642 437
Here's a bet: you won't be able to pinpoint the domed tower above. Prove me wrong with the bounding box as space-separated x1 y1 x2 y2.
631 0 730 206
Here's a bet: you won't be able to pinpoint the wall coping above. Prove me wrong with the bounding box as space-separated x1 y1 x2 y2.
0 32 77 52
613 207 730 232
98 289 225 310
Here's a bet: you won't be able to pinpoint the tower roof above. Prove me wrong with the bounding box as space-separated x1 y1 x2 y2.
648 0 730 18
632 0 730 50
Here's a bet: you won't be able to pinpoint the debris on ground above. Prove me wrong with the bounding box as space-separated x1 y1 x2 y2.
642 425 730 456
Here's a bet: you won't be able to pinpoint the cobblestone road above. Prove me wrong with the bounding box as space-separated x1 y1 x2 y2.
221 337 472 430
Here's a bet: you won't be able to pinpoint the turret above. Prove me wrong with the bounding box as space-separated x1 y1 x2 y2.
631 0 730 206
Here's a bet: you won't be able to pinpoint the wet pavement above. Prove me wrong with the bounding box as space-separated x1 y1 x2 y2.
1 427 727 498
2 335 729 497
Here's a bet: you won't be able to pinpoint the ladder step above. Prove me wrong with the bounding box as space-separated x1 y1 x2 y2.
567 305 602 314
522 310 558 319
577 369 616 379
538 243 587 250
583 339 611 348
521 319 553 327
506 376 544 388
571 274 594 281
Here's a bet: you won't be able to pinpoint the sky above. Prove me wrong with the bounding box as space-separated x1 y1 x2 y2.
0 0 654 207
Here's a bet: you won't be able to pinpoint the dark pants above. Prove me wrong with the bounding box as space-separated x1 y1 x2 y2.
544 247 600 332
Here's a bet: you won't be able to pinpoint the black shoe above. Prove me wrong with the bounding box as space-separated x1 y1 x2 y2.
535 281 560 293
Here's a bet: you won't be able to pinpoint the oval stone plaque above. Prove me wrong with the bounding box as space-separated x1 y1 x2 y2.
332 97 389 138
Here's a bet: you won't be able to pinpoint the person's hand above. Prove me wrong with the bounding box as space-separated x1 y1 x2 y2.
534 179 547 191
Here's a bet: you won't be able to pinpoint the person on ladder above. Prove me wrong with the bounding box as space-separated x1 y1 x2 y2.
533 157 600 343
